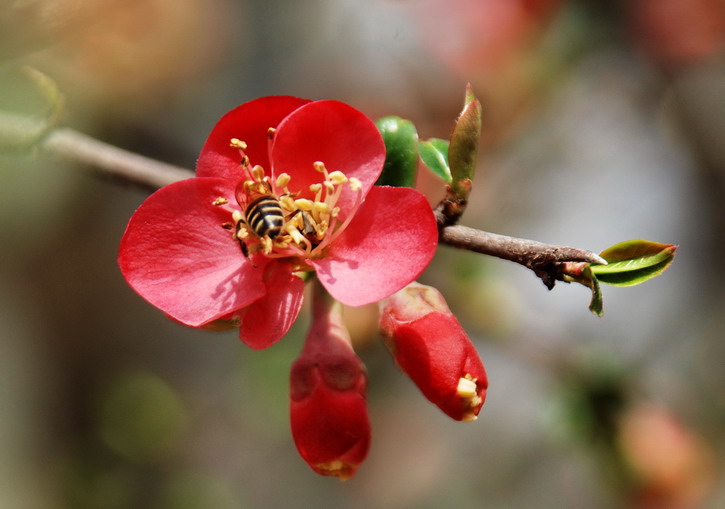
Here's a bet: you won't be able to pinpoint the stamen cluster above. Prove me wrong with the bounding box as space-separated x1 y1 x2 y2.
223 138 362 262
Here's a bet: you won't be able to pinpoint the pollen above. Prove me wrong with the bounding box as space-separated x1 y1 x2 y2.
212 197 228 206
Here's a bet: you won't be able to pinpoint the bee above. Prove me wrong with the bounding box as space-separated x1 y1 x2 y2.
233 193 322 259
244 195 285 240
231 194 283 258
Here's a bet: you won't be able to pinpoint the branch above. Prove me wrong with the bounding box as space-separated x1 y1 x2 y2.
439 225 606 289
2 116 605 286
44 126 193 190
1 111 192 190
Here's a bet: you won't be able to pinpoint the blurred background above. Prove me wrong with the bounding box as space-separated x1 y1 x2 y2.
1 0 724 507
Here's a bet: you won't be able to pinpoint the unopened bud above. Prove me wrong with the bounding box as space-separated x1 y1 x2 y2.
290 285 371 479
379 282 488 421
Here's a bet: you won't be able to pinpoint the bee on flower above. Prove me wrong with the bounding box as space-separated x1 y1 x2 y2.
118 96 438 349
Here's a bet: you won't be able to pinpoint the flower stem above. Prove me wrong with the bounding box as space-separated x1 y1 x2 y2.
308 278 351 349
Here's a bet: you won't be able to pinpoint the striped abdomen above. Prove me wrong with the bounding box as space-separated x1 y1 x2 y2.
245 195 284 239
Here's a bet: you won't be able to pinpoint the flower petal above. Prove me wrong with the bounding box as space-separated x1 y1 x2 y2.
118 178 265 326
196 96 311 181
311 186 438 306
239 261 305 349
270 100 385 219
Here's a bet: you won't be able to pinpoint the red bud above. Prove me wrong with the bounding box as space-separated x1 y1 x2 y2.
289 284 370 479
379 282 488 421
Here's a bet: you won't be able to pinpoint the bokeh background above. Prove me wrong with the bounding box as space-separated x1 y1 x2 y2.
1 0 724 507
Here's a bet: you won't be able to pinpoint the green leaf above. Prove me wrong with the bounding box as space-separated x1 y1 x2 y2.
448 92 481 201
375 116 419 188
590 240 677 287
585 267 604 316
419 138 450 182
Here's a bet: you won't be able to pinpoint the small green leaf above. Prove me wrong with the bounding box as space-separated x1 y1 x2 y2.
598 239 676 264
594 259 674 287
590 240 677 287
375 116 419 188
419 138 450 182
586 268 604 317
448 92 481 201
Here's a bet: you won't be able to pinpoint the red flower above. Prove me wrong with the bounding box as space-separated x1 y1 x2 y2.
289 285 370 479
118 97 438 348
379 282 488 421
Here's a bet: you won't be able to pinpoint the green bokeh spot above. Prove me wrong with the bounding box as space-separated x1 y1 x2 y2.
96 371 187 462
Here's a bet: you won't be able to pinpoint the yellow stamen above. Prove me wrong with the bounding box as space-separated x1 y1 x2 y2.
328 171 348 185
294 198 314 211
261 236 274 255
279 195 296 211
313 161 327 173
232 210 244 223
251 165 265 182
348 177 362 191
212 197 228 206
313 202 330 215
457 376 482 422
230 138 247 150
457 377 477 398
276 173 291 188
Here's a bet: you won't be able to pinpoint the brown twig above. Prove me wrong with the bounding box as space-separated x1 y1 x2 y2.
1 117 606 285
439 224 606 289
44 127 193 190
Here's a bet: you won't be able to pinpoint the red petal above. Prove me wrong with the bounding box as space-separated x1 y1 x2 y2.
239 261 305 349
196 96 311 181
118 178 266 326
270 100 385 220
311 186 438 306
290 379 370 479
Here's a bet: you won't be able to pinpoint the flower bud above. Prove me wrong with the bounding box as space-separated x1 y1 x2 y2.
289 285 370 479
379 282 487 421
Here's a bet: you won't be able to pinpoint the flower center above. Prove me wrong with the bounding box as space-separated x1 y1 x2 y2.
215 138 362 263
